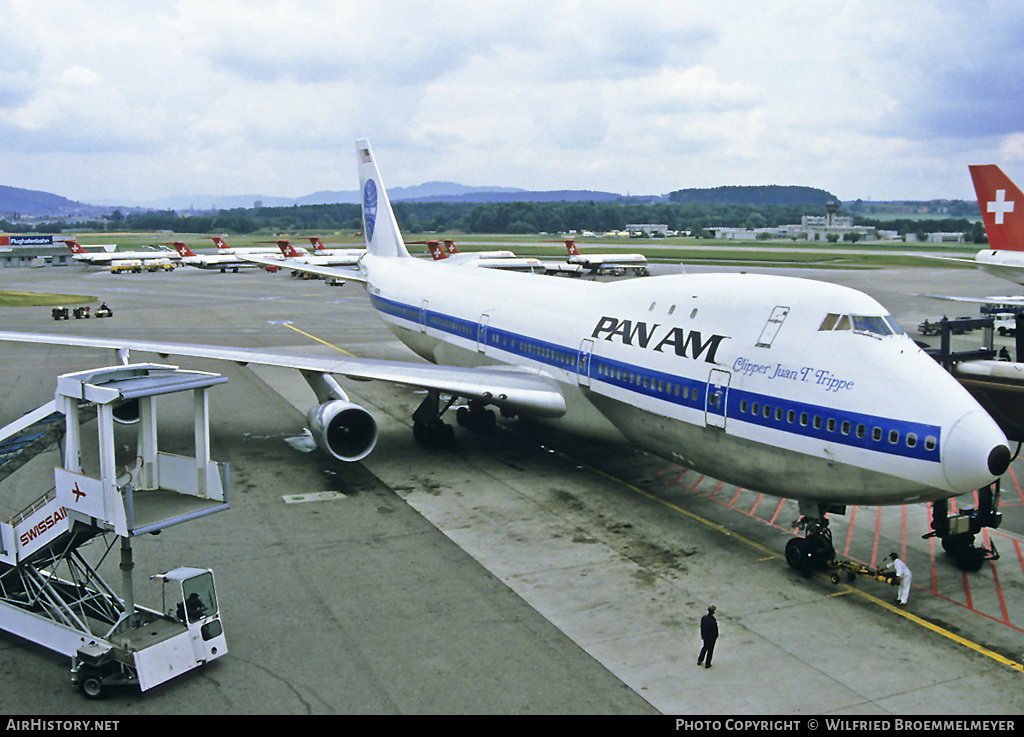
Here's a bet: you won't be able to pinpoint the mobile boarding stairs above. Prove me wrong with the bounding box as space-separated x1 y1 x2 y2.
0 362 229 697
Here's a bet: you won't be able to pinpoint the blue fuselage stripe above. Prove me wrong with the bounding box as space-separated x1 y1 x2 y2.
369 293 941 463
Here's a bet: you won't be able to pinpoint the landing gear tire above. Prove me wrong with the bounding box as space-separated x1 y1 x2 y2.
413 419 454 448
785 532 835 577
456 403 496 433
785 538 806 573
941 534 989 572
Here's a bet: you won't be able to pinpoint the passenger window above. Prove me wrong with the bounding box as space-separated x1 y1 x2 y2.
800 413 808 427
889 430 899 445
787 410 795 423
841 421 851 435
827 418 836 432
872 427 882 442
925 436 937 451
740 400 748 413
906 433 917 448
857 425 866 439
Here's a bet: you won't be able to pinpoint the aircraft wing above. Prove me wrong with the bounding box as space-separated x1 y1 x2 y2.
919 293 1024 306
237 254 369 283
0 331 566 418
919 254 981 267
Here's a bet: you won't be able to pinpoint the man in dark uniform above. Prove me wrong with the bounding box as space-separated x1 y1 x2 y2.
698 605 718 669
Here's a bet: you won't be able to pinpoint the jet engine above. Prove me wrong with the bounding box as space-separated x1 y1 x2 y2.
112 398 140 424
306 399 378 462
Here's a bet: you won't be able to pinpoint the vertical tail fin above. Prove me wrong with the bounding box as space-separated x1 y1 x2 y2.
309 236 325 252
565 239 580 256
63 239 84 254
277 241 303 258
356 139 410 258
211 236 229 250
443 239 461 254
172 242 197 257
426 241 447 260
970 165 1024 251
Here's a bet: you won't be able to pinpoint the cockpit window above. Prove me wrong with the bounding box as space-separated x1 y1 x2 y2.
819 313 905 337
819 313 839 331
852 315 892 335
884 316 906 335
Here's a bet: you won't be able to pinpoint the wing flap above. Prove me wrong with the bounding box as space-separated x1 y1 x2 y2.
0 331 566 418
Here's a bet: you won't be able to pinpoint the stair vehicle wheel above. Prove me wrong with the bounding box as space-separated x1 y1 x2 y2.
81 676 103 699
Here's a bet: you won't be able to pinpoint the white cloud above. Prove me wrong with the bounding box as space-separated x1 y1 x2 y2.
0 0 1022 202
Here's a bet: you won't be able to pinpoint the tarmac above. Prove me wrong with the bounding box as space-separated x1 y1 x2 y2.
0 259 1021 716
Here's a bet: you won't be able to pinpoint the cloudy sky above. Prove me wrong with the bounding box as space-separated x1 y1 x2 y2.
2 0 1023 205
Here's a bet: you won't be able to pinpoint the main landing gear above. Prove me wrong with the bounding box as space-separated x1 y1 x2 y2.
411 392 506 447
785 503 841 576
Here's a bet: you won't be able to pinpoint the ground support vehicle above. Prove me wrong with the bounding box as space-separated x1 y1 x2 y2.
828 559 898 587
0 363 230 698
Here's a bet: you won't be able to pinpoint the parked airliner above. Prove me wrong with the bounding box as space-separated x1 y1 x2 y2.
0 140 1010 574
426 240 544 272
563 239 649 276
309 236 366 261
171 242 260 272
63 239 180 268
276 240 362 266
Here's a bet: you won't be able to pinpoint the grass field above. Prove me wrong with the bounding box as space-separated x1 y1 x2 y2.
0 290 95 307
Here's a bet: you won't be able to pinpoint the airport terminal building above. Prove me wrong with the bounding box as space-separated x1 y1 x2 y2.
0 235 73 268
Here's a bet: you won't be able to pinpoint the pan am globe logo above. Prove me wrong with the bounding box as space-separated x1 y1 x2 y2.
363 179 378 242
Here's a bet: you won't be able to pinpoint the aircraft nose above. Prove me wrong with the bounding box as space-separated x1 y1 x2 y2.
942 409 1010 492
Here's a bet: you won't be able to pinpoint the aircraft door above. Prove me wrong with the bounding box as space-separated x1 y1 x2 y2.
756 306 790 348
577 339 594 387
705 369 730 430
477 313 490 353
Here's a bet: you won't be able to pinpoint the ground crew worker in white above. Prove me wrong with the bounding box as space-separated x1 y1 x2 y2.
885 552 912 605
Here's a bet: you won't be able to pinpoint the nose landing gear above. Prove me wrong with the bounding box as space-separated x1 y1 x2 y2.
785 510 839 577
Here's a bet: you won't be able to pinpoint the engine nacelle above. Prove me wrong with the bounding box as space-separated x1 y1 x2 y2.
306 400 378 462
112 398 140 424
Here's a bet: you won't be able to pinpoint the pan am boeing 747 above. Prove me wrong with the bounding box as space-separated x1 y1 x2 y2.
0 140 1010 574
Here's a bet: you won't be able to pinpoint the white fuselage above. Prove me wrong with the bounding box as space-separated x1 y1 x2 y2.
179 253 258 270
72 250 178 265
361 254 1006 506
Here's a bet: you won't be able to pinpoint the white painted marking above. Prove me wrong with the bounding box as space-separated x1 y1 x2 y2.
283 491 348 504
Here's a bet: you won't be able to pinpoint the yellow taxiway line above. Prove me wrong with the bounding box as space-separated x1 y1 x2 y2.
290 323 1023 674
583 461 1024 673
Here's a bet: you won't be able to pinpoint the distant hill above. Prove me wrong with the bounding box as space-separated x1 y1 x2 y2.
402 189 624 204
667 185 839 206
5 180 850 217
0 185 95 217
